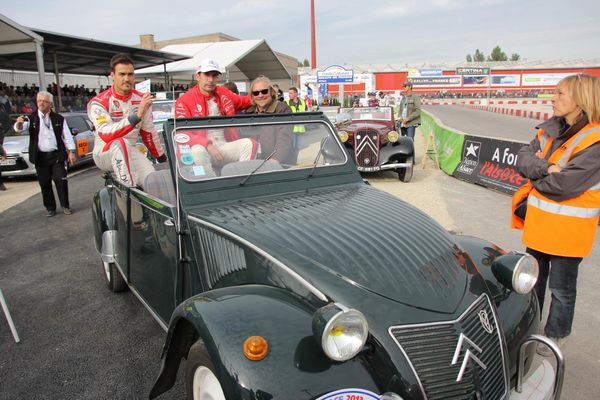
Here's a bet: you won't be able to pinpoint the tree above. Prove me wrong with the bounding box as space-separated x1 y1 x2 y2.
510 53 520 61
473 49 486 62
466 54 472 62
303 59 310 67
488 46 508 61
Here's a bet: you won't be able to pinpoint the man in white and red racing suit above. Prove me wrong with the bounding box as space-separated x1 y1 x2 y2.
88 54 166 187
174 58 255 176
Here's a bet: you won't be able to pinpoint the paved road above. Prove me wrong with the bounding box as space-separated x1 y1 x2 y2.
1 110 598 399
423 105 540 142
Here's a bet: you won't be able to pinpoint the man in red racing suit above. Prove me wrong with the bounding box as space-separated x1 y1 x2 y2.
88 53 166 188
175 58 255 177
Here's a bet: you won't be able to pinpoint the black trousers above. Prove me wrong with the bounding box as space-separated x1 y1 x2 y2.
35 151 69 211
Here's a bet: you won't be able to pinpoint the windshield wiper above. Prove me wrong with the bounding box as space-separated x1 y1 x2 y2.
239 150 277 186
307 137 329 180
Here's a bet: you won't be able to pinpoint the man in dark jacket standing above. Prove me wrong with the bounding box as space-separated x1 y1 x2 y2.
14 91 76 216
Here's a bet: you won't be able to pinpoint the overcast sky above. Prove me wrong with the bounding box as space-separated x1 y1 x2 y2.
4 0 600 66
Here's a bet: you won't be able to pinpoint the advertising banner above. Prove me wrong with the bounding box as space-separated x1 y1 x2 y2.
420 112 464 175
418 68 443 77
453 136 527 194
521 73 575 86
317 65 354 83
409 76 461 87
462 74 520 86
456 67 490 75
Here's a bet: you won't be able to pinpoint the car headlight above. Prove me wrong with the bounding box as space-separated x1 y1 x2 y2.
312 303 368 361
387 131 400 143
338 131 349 143
491 253 538 294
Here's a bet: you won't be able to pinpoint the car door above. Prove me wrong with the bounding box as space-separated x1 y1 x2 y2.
128 188 179 325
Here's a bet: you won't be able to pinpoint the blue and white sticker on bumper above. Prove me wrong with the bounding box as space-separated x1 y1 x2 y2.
316 388 381 400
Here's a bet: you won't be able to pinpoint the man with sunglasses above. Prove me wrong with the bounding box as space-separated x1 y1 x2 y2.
245 76 294 165
175 59 254 174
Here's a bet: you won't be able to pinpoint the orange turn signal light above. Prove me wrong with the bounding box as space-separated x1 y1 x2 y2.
243 336 269 361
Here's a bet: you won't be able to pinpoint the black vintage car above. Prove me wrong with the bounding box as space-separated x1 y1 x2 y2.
92 112 563 400
338 106 414 182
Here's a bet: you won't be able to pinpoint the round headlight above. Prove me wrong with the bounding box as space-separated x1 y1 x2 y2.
387 131 400 142
312 304 368 361
513 254 539 294
338 131 349 143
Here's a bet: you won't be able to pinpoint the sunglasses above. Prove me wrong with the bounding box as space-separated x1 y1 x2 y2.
252 88 270 96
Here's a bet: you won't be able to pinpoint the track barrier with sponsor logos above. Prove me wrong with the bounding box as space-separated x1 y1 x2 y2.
421 110 527 194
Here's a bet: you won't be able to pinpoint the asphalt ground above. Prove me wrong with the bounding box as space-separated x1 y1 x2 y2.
1 110 599 398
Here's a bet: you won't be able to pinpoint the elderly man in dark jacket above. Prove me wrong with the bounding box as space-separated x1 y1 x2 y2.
245 76 295 165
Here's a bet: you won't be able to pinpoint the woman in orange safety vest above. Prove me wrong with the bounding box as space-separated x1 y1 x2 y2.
511 74 600 356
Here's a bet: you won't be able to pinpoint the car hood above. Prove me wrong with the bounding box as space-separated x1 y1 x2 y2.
191 184 469 313
2 135 29 152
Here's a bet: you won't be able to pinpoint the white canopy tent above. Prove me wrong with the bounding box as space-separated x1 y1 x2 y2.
0 14 46 88
135 39 291 86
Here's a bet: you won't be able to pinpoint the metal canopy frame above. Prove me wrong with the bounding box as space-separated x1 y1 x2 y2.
0 14 189 109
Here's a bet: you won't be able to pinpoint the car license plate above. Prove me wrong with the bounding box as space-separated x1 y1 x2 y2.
0 159 16 166
357 166 380 172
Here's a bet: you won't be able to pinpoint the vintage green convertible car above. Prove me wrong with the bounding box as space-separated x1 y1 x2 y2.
92 112 564 400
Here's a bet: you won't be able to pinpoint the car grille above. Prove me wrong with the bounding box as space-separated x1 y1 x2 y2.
354 128 379 168
192 224 247 287
389 294 508 400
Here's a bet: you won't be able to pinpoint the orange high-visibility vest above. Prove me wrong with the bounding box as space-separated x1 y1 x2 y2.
511 129 554 229
517 123 600 257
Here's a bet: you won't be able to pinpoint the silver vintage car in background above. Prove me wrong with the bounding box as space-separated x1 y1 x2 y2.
0 113 96 177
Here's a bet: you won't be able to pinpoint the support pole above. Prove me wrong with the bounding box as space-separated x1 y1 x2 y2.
53 52 63 111
310 0 317 68
0 288 20 343
34 40 46 91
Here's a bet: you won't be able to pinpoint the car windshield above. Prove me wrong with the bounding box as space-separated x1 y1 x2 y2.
340 106 392 121
172 120 347 182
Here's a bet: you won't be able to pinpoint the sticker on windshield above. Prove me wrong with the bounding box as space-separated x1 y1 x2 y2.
315 389 380 400
180 154 194 165
178 144 191 154
192 165 207 176
175 133 190 144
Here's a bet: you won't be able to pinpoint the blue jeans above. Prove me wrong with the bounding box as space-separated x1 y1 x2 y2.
401 126 416 140
527 248 582 338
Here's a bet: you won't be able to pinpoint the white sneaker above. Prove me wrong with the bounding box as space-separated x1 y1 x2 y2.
537 337 567 357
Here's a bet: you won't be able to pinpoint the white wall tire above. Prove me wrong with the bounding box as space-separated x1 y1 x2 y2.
191 366 226 400
186 341 226 400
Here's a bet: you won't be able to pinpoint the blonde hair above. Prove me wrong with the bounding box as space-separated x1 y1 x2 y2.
558 74 600 123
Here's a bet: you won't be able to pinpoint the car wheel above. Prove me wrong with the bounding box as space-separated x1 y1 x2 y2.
102 260 127 292
185 341 226 400
397 156 414 182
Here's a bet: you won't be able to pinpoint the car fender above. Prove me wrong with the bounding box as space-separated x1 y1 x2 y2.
92 186 114 254
150 285 381 399
453 235 539 371
380 137 414 165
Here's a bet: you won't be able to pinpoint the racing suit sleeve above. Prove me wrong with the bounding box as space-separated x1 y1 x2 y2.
139 106 165 159
87 99 136 144
231 92 252 112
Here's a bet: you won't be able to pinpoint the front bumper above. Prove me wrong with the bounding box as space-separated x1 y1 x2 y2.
0 154 36 176
510 335 564 400
357 162 412 172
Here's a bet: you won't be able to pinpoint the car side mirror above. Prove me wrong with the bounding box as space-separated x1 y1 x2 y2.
71 128 80 135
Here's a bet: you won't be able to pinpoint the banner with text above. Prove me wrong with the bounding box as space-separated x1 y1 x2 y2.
452 136 527 194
